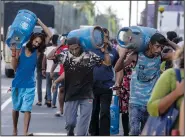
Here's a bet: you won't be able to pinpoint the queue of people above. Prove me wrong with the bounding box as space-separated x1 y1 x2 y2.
9 18 184 136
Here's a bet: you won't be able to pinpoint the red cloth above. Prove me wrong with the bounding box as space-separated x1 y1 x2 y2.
55 45 68 75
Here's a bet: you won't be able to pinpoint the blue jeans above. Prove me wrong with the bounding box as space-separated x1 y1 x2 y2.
46 72 59 106
129 103 149 136
36 70 43 102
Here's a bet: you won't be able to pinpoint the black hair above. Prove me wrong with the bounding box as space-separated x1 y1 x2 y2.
26 32 46 53
150 33 167 45
167 31 177 41
41 30 47 38
172 37 183 44
67 37 81 46
67 37 83 56
52 34 59 45
102 27 110 39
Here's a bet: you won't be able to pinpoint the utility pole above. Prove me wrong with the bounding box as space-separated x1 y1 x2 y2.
136 1 139 25
144 0 148 27
60 1 65 34
129 0 132 26
0 0 4 81
154 0 159 29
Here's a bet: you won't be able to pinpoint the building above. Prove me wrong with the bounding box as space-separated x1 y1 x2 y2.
140 2 184 38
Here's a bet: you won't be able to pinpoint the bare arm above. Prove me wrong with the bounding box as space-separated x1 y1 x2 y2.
11 45 21 71
115 46 124 86
50 63 58 79
101 44 111 66
46 47 58 60
50 63 58 73
115 70 123 86
11 53 19 71
54 72 65 84
102 48 111 66
42 54 47 77
115 51 137 72
114 70 124 96
52 72 65 92
167 39 180 51
42 54 47 70
47 38 66 60
37 18 52 44
162 40 180 61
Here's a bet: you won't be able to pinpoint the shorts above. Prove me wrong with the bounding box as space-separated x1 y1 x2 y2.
11 87 35 113
59 80 64 88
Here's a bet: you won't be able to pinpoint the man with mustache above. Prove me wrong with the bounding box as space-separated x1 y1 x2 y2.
115 33 180 135
10 18 52 136
47 37 111 136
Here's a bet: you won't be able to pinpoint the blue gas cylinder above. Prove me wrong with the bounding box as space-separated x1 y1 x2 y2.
117 26 159 52
6 9 37 49
110 93 120 135
67 26 104 50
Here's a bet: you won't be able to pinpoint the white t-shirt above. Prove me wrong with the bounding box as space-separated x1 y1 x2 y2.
45 46 60 73
178 41 184 48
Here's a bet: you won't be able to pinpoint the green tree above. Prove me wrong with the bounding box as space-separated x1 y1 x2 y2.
73 1 95 25
106 6 119 37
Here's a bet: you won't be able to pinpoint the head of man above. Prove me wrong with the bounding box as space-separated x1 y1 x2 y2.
173 37 183 44
67 37 83 57
51 34 60 46
167 31 177 41
102 28 109 44
26 33 46 53
147 33 167 57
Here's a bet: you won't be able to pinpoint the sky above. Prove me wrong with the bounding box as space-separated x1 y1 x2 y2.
94 1 154 27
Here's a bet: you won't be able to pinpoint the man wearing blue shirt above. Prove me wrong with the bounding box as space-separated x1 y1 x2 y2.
89 28 119 136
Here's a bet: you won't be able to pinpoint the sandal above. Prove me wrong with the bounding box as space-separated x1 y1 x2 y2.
36 102 42 106
27 133 34 136
52 105 57 108
46 101 51 108
55 111 64 117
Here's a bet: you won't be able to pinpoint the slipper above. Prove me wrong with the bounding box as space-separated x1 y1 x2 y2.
27 133 34 136
36 102 42 106
46 102 51 108
7 87 12 93
55 111 64 117
52 106 57 108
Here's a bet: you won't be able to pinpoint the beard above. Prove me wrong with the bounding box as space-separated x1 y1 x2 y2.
26 43 38 53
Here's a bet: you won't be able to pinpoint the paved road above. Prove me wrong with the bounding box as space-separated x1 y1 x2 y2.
1 59 123 136
1 58 68 135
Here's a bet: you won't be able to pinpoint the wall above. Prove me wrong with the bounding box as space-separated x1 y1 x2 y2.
158 11 184 38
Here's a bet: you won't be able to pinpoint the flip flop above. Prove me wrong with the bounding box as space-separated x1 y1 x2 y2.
46 102 51 108
28 133 34 136
36 102 42 106
55 111 63 117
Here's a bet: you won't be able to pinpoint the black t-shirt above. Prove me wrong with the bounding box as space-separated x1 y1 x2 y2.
56 50 102 102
